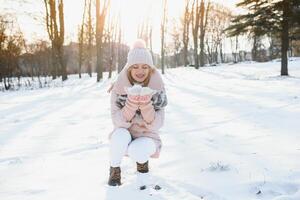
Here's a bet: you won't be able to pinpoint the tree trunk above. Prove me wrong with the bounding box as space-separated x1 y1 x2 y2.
199 0 210 67
199 0 205 67
51 44 57 79
161 0 167 74
87 0 92 77
183 44 188 66
149 27 155 65
78 0 87 79
183 0 190 67
96 32 103 82
161 32 165 74
281 0 289 76
96 0 102 82
44 0 66 81
220 42 224 63
117 26 122 73
4 77 10 90
193 39 199 68
252 35 257 62
235 35 238 63
96 0 109 82
58 0 67 81
192 0 200 69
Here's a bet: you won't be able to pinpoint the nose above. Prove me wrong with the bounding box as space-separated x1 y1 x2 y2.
136 68 144 73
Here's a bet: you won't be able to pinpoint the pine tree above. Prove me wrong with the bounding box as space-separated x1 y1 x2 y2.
226 0 300 76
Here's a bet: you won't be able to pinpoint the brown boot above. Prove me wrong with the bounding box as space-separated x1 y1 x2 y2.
137 161 149 173
136 161 149 190
108 166 121 186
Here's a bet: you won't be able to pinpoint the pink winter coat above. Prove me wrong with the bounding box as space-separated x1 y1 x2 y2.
110 67 166 158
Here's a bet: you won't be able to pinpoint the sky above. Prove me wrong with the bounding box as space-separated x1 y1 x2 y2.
0 0 241 53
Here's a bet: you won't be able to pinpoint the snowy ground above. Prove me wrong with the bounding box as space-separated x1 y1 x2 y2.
1 59 300 200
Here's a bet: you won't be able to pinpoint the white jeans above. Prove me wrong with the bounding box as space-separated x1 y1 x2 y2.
109 128 156 167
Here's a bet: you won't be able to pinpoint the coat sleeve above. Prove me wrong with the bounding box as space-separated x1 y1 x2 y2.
110 90 132 129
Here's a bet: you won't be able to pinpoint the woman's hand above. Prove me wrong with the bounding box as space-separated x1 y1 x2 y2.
122 86 141 122
139 88 156 123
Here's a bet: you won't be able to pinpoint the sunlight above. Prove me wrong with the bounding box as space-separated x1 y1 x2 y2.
0 0 240 52
0 0 186 51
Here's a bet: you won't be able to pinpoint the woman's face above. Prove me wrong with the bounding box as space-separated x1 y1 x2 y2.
130 64 151 83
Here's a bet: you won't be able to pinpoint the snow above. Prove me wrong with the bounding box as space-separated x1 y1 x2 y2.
1 59 300 200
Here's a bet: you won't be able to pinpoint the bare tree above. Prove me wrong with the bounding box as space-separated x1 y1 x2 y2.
96 0 110 82
199 0 210 67
86 0 93 77
191 0 200 68
182 0 191 66
0 15 26 90
205 3 232 64
4 34 24 90
117 14 123 73
116 16 129 73
170 19 182 67
33 40 51 79
138 19 151 47
230 35 240 63
191 0 210 68
22 40 51 86
0 16 8 83
43 0 67 81
78 0 88 78
106 14 117 78
137 18 154 64
161 0 168 74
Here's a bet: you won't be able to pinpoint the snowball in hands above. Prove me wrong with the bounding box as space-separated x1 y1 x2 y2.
125 85 156 96
140 87 156 96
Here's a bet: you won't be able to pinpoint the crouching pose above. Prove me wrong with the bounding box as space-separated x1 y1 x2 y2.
108 39 167 189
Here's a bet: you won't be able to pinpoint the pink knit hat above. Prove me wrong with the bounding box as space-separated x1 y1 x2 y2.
126 39 155 69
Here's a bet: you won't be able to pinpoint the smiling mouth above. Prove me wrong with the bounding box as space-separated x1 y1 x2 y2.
136 74 145 79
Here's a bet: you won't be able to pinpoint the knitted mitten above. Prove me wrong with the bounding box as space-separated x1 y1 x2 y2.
139 103 155 123
121 85 141 121
139 87 156 123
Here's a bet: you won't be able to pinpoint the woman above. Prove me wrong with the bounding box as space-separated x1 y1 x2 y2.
108 39 167 189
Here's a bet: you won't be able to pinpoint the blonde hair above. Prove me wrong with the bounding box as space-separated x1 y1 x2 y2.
127 66 154 86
